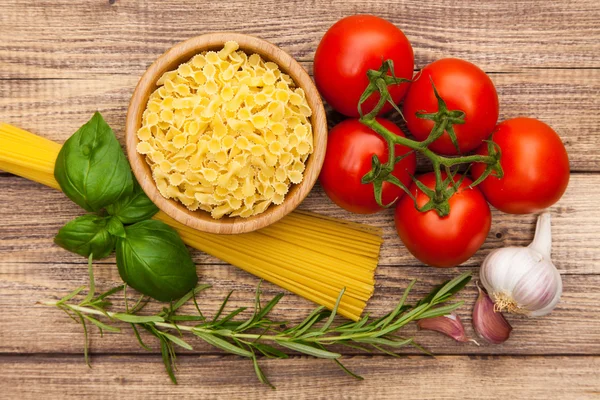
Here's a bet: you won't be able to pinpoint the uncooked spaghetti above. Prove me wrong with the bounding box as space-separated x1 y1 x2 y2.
0 122 382 320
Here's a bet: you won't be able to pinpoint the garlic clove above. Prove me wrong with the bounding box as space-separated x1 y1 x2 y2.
512 257 563 317
473 286 512 344
418 313 479 345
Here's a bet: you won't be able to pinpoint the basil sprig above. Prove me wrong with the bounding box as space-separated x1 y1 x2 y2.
53 113 198 302
106 180 159 224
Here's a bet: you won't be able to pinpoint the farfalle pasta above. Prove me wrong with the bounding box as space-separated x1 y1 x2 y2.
136 41 313 219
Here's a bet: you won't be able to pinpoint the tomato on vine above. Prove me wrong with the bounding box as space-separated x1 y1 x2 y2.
394 172 491 268
403 58 499 155
319 118 416 214
472 117 570 214
314 15 414 117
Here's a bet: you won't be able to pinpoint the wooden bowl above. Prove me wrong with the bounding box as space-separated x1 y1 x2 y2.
125 33 327 234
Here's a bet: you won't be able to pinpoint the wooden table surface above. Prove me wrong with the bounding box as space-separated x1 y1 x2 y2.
1 1 599 399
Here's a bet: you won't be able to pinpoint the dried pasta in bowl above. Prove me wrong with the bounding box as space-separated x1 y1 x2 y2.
136 41 314 219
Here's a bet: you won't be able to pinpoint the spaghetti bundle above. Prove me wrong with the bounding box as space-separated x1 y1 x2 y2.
0 123 382 320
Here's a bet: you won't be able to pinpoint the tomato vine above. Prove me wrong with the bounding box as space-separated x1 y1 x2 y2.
357 60 504 216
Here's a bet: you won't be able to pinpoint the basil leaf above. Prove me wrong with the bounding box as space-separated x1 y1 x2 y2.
54 214 115 259
54 112 133 212
115 220 198 302
106 180 158 224
106 217 126 238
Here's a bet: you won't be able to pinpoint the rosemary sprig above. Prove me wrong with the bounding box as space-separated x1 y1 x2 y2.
41 263 471 388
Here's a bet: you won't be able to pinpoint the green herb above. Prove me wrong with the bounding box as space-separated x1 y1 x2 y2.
42 265 471 387
106 180 159 224
357 61 503 216
116 220 198 302
54 214 115 259
54 112 133 212
105 216 126 239
53 113 198 302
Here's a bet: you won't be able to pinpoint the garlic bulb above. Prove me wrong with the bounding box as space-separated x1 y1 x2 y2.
480 213 562 317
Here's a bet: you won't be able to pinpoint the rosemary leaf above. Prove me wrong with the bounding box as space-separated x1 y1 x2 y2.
81 254 96 305
289 309 328 337
255 293 285 321
218 307 248 325
92 284 125 303
82 314 121 333
415 301 464 320
56 286 86 305
252 343 289 359
318 288 345 333
171 284 211 313
334 359 364 380
160 338 177 384
377 279 416 329
355 337 412 348
112 313 164 323
160 331 193 351
194 331 253 358
212 290 234 323
369 344 402 358
131 324 152 351
168 315 207 322
275 341 341 359
75 311 90 368
252 355 275 389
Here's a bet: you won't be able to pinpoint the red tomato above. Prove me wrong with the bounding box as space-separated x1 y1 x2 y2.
394 173 491 267
472 117 570 214
319 118 416 214
313 15 414 117
403 58 499 155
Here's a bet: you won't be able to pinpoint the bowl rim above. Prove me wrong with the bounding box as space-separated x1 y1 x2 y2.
125 32 327 234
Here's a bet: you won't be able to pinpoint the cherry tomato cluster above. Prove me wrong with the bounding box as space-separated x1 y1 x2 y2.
314 15 570 268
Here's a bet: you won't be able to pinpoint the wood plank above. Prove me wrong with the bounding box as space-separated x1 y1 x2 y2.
2 354 599 399
1 261 598 355
1 0 598 77
1 67 598 171
0 174 597 273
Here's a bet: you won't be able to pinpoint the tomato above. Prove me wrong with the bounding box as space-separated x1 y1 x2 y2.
403 58 499 155
472 117 570 214
394 172 491 267
319 118 416 214
313 15 414 117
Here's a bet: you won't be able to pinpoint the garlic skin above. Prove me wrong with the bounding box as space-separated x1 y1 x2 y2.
418 313 479 345
480 213 562 317
473 286 512 344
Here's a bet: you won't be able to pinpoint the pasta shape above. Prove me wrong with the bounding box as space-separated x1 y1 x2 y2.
137 41 313 219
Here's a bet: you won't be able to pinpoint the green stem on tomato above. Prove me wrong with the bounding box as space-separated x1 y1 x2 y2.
358 61 502 216
360 118 498 169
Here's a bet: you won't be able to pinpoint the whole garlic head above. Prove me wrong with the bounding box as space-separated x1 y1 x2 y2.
480 213 562 317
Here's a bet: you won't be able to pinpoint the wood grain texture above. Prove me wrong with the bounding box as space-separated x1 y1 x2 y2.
1 175 597 273
126 33 328 234
3 354 599 399
2 63 599 171
1 0 599 397
1 265 598 355
1 0 598 74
